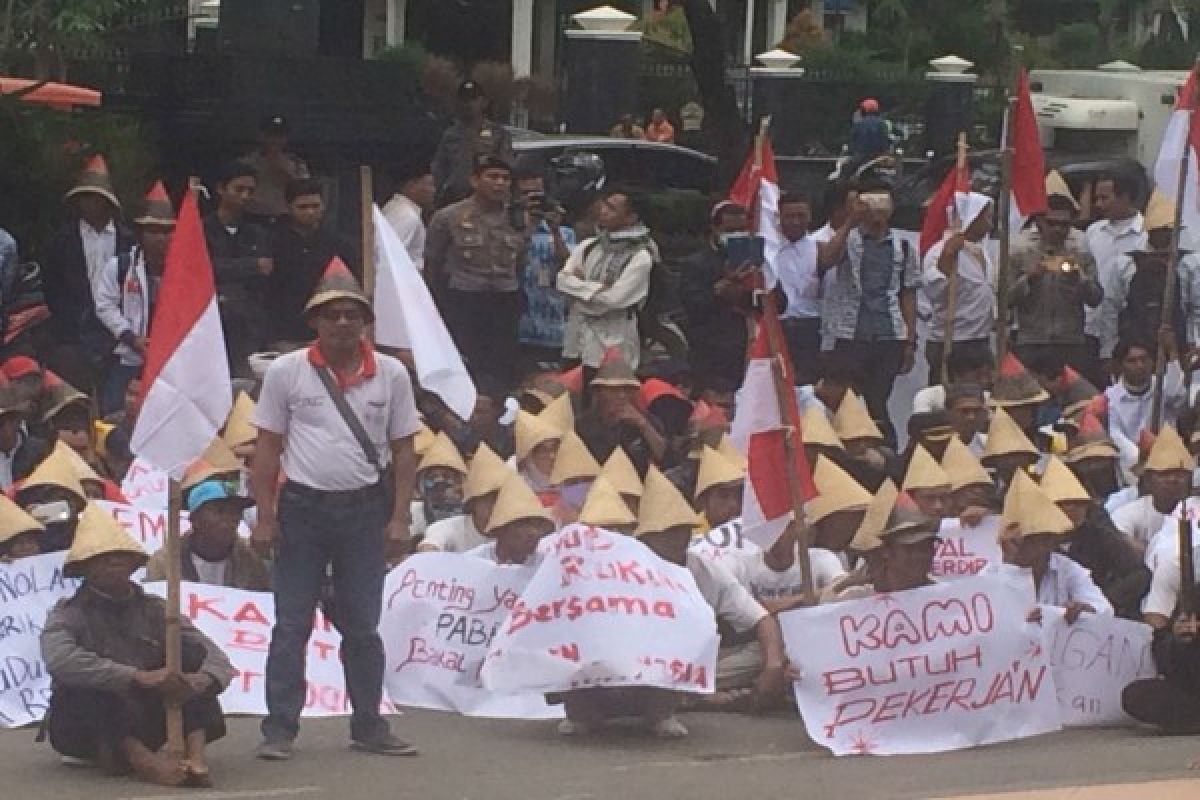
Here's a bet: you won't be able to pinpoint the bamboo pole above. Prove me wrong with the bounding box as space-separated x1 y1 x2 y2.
360 165 376 299
164 478 184 757
995 46 1023 361
940 133 969 385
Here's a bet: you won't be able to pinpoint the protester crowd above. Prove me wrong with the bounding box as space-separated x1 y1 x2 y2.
0 81 1198 788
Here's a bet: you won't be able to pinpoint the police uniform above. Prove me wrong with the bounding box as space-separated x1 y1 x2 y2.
432 80 514 208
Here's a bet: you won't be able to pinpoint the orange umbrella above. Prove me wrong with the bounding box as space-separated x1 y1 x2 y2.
0 77 101 109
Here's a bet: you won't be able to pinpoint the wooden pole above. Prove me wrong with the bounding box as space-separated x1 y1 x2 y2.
164 478 184 757
1180 514 1196 621
360 165 376 299
1151 59 1199 433
995 47 1023 361
940 133 969 385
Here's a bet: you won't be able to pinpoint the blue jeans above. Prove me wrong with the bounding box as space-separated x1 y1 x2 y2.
262 481 392 743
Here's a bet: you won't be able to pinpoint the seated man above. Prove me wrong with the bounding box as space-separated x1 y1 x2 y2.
876 492 941 593
410 431 468 539
693 446 745 531
16 447 88 552
419 444 507 553
466 472 555 566
0 494 46 561
145 479 268 590
41 505 234 787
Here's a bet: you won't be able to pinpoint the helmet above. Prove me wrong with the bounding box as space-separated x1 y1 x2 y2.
860 98 880 113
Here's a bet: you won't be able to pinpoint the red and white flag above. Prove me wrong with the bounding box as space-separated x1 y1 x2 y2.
919 155 972 255
1154 67 1200 234
729 135 783 266
730 320 815 549
1009 69 1047 232
132 189 231 478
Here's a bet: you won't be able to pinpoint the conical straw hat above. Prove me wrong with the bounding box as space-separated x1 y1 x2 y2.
539 393 575 435
133 180 175 227
849 479 898 553
636 465 701 537
413 424 435 457
65 154 120 208
982 406 1039 463
418 431 468 475
717 434 747 469
21 448 86 503
578 477 636 528
1059 367 1099 418
64 503 147 577
591 347 640 388
805 455 871 523
1144 189 1176 231
601 447 643 498
0 494 44 545
1039 455 1090 504
40 373 88 421
1144 424 1195 472
833 391 883 443
801 404 843 451
1044 170 1078 210
181 438 243 491
223 391 257 448
1001 469 1073 539
1062 410 1118 463
303 256 373 318
551 365 585 396
549 432 601 486
941 436 992 491
463 443 510 502
54 440 100 484
515 410 563 461
881 491 937 540
991 352 1050 407
485 472 553 534
694 445 745 500
902 444 952 492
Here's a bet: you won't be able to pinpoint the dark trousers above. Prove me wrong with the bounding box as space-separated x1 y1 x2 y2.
1122 678 1200 734
443 288 522 387
833 338 905 446
782 318 822 386
262 482 392 743
925 338 992 386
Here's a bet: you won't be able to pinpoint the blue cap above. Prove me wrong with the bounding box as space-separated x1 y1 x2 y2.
186 479 249 513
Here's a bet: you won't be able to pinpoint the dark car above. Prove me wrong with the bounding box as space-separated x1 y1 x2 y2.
889 151 1150 231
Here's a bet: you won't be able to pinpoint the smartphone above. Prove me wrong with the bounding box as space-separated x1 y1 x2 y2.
29 500 72 525
724 234 765 271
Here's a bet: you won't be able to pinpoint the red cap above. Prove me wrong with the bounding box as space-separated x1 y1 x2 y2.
2 356 40 381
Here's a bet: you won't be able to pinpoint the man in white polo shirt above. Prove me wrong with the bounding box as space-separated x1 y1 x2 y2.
250 257 420 760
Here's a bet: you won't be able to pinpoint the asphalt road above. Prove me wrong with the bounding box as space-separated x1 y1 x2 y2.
3 711 1198 800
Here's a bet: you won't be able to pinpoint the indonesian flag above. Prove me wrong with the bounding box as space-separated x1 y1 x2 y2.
1154 67 1200 234
730 318 815 549
132 189 231 478
1009 69 1047 232
919 155 972 255
372 205 477 421
729 135 784 270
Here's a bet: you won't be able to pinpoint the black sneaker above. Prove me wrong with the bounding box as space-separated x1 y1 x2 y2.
351 733 419 757
256 738 294 761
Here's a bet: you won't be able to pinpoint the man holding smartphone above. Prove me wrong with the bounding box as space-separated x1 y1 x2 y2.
513 163 575 369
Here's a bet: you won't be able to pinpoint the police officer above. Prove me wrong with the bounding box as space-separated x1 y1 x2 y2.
432 80 514 208
425 154 529 388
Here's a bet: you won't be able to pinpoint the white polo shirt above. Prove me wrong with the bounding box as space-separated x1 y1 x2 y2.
254 349 421 491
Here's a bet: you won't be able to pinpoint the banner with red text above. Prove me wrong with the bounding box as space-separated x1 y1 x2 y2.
481 525 719 695
1042 609 1156 727
98 500 250 555
932 517 1003 581
688 518 760 563
120 457 169 508
381 553 560 719
779 571 1061 755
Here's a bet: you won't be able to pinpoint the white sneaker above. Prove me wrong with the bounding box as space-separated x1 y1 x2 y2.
650 716 689 739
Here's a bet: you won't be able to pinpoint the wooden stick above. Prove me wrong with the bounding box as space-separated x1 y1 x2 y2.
360 165 376 299
164 478 184 757
941 133 969 385
1151 58 1199 433
1180 513 1196 619
995 47 1023 361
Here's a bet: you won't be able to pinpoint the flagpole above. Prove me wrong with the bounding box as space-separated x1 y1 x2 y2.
360 165 376 300
995 46 1023 361
1152 58 1199 433
164 477 184 757
941 133 969 385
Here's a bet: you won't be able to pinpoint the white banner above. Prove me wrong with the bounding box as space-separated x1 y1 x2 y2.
780 571 1062 756
98 500 251 556
932 517 1003 581
120 457 169 508
1042 609 1157 727
688 518 759 563
481 525 719 695
381 553 560 719
0 553 78 727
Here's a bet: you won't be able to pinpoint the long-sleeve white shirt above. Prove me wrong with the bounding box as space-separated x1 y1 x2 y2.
381 193 426 272
1084 212 1145 344
770 235 821 319
1104 363 1186 446
556 234 653 368
922 239 995 342
94 247 150 366
1036 552 1114 614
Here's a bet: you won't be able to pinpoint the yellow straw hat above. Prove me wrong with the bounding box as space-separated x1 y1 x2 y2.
20 448 86 505
717 434 747 469
578 477 636 529
539 393 575 436
1001 469 1073 539
636 465 701 538
485 473 554 535
981 406 1039 464
801 404 843 451
805 455 871 523
1044 170 1079 210
833 391 884 443
64 502 147 578
463 443 510 502
1144 424 1196 472
549 432 601 486
849 479 898 553
600 447 643 498
418 431 468 475
54 440 101 485
181 438 242 491
902 444 952 492
413 424 436 457
223 391 257 448
0 494 45 546
694 445 746 500
515 410 564 462
1039 455 1090 504
940 436 993 491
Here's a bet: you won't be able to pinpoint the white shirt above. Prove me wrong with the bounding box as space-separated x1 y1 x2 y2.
724 547 846 601
1142 527 1200 617
771 236 821 319
1036 552 1113 614
253 349 421 491
1104 486 1139 515
422 514 486 553
1110 494 1178 551
922 239 995 342
464 540 542 567
1105 364 1187 445
79 218 117 284
94 248 150 366
1084 213 1146 340
190 554 230 587
686 553 768 635
382 193 426 272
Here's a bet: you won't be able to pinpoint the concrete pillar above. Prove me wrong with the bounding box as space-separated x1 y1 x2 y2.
750 51 806 156
766 0 788 50
563 21 643 134
512 0 535 78
743 0 756 67
386 0 407 46
925 55 978 158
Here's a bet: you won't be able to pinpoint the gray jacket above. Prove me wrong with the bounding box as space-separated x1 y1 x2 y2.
1007 228 1102 346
